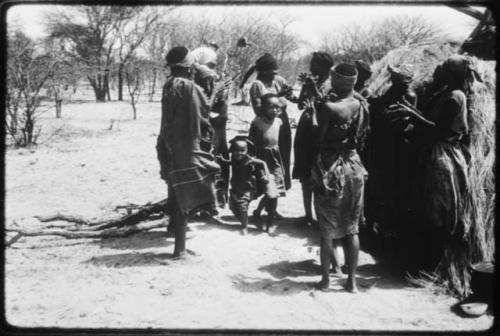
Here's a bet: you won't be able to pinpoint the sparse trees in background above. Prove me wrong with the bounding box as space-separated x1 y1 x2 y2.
142 22 170 101
47 6 137 102
320 15 444 64
124 57 146 120
115 8 159 101
43 39 80 118
6 31 59 146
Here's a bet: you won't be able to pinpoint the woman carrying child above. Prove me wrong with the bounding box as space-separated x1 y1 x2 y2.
249 93 288 235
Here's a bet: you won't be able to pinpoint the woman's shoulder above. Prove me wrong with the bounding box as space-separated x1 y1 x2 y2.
251 116 265 126
448 89 467 103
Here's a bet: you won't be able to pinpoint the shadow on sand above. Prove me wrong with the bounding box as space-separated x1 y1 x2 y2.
83 251 175 268
96 230 171 250
230 274 313 296
233 258 409 295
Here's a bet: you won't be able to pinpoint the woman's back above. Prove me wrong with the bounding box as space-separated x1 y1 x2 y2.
320 97 361 148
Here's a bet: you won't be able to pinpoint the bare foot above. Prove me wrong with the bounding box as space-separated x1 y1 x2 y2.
172 249 198 260
330 267 343 277
240 228 248 235
344 278 359 293
172 250 187 259
314 279 330 292
267 225 277 236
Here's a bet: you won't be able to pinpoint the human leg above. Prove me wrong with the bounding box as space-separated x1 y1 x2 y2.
343 233 359 293
172 198 188 258
330 239 343 275
301 180 314 225
265 197 278 235
316 237 333 290
253 196 266 218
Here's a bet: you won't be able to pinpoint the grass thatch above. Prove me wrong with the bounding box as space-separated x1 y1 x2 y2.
366 43 496 297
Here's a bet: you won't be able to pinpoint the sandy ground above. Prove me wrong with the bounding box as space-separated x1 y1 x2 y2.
4 99 495 331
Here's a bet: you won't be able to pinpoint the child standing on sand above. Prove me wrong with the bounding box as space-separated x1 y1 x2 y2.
249 93 287 235
219 136 270 235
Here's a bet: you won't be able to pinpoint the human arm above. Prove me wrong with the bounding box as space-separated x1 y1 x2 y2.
249 82 264 117
387 102 436 128
277 76 298 103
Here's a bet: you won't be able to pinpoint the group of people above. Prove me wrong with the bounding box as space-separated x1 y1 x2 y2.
156 44 481 293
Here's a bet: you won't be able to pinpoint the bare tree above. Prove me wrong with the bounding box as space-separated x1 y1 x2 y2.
142 21 170 101
47 6 136 102
320 15 444 64
124 57 145 120
6 31 58 146
114 7 159 101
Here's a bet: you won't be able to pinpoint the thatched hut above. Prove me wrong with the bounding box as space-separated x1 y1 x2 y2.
364 43 495 297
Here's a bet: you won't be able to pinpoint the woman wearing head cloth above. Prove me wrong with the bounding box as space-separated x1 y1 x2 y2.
294 51 333 227
387 55 480 275
240 53 297 218
309 63 369 292
156 46 220 258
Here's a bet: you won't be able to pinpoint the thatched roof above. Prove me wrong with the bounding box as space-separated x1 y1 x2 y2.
365 41 496 297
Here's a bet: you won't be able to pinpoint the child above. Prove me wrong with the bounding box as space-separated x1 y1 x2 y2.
249 93 287 235
220 136 269 235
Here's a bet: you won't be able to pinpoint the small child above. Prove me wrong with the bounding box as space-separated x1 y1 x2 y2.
219 136 269 235
249 93 287 235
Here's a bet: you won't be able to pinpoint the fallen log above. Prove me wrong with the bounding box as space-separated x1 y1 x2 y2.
6 218 169 246
35 213 95 225
6 199 171 247
35 198 169 229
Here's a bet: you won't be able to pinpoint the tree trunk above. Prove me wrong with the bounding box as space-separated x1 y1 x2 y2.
55 100 62 118
95 89 106 102
149 69 157 102
118 62 124 101
104 70 111 101
88 76 106 102
132 98 137 120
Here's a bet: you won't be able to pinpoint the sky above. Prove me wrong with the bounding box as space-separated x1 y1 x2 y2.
6 3 480 51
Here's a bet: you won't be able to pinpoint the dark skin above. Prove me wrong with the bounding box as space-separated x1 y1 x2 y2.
168 65 195 259
307 88 361 292
253 96 281 235
297 60 331 226
231 140 250 235
252 85 291 220
251 69 296 117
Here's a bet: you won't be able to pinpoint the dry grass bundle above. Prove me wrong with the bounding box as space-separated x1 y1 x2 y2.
367 42 459 98
366 43 496 297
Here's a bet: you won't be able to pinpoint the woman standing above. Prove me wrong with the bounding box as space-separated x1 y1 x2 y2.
294 52 333 227
156 46 220 258
387 55 479 272
309 64 369 292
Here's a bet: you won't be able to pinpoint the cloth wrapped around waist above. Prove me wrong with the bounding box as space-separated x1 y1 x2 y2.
311 148 367 199
168 150 220 213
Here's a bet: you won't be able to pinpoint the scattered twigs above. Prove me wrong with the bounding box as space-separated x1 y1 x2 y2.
6 219 169 244
6 199 170 247
35 213 94 225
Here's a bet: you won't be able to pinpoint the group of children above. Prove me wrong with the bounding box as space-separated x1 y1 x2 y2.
219 93 286 235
